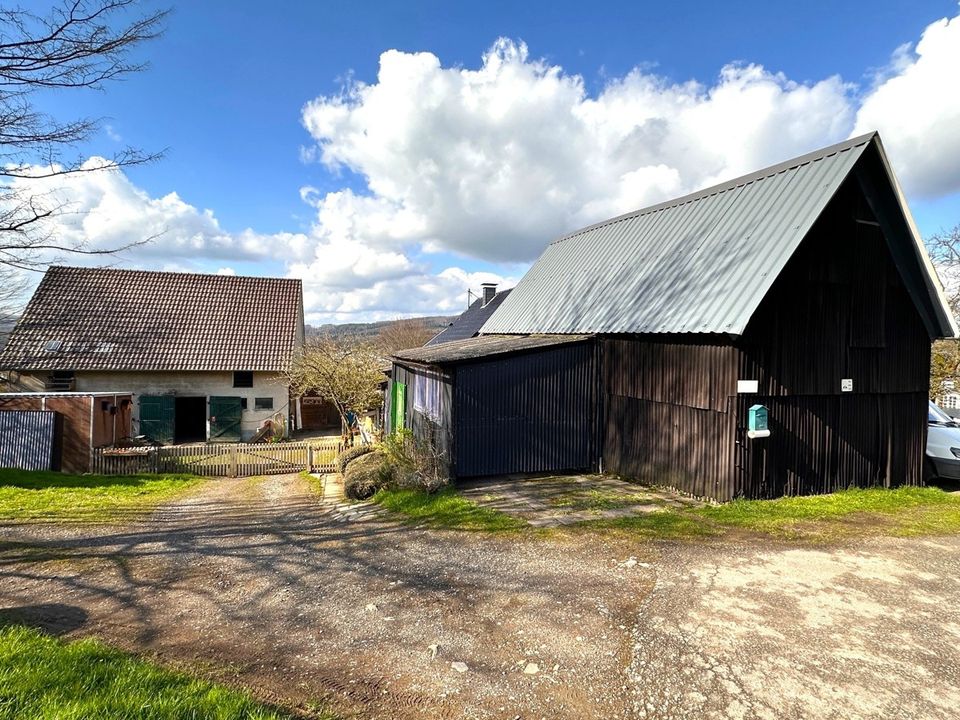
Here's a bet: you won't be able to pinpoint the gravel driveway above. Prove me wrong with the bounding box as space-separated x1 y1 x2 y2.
1 474 958 719
0 474 650 719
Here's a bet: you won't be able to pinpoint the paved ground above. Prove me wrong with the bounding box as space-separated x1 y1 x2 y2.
1 475 959 719
459 474 702 527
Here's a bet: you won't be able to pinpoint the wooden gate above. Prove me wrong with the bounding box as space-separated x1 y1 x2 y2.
91 438 343 477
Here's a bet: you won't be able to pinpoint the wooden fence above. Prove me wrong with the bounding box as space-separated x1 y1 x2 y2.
91 438 343 477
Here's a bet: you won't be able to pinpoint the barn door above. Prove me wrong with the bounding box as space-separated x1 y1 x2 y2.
140 395 175 445
391 381 406 432
209 396 243 442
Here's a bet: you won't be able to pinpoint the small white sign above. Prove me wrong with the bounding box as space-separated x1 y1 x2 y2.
841 378 853 392
737 379 759 394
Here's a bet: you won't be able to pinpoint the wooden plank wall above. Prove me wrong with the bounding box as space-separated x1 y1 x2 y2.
733 179 932 496
602 337 739 499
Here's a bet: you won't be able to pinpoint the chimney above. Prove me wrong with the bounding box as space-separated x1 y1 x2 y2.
481 283 497 306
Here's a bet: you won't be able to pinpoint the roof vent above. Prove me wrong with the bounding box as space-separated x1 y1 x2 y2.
43 340 62 352
481 283 497 306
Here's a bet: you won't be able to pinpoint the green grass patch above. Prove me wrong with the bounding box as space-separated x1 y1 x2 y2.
0 624 299 720
579 486 960 541
695 486 960 537
549 486 657 512
371 487 528 532
0 469 203 523
579 509 718 539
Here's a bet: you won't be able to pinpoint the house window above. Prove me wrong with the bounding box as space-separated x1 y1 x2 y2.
254 397 273 411
233 371 253 388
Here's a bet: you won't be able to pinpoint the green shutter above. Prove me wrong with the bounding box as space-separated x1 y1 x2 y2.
209 396 243 442
140 395 175 445
391 381 406 432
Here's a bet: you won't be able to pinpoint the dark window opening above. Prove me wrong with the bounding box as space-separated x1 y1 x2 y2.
174 396 207 443
240 398 248 410
254 397 274 411
233 371 253 388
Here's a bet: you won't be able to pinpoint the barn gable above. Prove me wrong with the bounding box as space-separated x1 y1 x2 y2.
482 132 955 340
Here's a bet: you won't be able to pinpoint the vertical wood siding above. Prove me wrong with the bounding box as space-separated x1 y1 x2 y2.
732 180 932 496
602 176 933 500
452 343 597 477
602 338 739 499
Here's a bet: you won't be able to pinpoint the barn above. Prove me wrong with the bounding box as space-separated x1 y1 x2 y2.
389 132 956 500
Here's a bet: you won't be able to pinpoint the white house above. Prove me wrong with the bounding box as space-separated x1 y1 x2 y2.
0 266 304 442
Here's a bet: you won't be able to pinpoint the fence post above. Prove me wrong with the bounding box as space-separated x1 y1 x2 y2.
229 445 238 478
307 445 314 473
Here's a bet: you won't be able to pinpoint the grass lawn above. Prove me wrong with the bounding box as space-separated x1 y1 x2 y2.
583 486 960 541
0 469 203 523
0 624 303 720
372 482 960 541
371 487 527 532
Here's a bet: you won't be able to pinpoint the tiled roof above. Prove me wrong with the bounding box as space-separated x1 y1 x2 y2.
0 266 303 371
426 288 512 346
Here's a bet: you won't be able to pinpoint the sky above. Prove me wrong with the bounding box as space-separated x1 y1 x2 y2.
16 0 960 324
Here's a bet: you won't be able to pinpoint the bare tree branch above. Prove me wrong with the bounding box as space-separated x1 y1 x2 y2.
0 0 166 318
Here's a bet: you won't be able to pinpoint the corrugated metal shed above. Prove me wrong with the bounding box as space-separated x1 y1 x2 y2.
394 333 592 366
482 132 954 337
0 410 61 471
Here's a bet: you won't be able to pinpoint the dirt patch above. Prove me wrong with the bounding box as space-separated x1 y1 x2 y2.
629 537 960 719
0 474 652 719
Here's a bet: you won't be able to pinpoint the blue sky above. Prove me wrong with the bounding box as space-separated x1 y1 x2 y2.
26 0 960 322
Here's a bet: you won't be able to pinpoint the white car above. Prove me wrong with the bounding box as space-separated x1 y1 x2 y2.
926 401 960 481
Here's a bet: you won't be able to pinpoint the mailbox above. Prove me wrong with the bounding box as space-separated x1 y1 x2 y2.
747 404 770 439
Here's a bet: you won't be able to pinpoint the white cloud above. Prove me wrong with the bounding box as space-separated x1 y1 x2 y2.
300 39 854 263
854 13 960 197
6 158 310 264
293 264 517 325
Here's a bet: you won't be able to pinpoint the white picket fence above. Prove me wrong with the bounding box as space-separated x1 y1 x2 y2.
91 438 343 477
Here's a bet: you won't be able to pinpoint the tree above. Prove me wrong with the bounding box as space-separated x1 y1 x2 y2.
928 224 960 400
0 0 166 281
377 317 434 353
285 336 385 432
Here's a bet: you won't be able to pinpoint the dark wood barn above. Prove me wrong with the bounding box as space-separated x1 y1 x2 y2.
391 133 955 500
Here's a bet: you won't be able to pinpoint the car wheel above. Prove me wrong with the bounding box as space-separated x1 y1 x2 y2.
923 457 937 483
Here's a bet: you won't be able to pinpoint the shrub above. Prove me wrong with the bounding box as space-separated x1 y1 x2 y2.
336 444 374 474
344 450 393 500
381 428 449 493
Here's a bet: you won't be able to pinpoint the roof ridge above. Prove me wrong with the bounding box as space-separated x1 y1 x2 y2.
551 131 878 245
47 265 301 284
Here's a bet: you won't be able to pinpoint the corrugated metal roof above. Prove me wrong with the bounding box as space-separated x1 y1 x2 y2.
393 333 593 366
482 133 875 336
426 288 513 345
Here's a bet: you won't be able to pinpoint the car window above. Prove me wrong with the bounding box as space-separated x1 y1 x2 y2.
929 402 953 423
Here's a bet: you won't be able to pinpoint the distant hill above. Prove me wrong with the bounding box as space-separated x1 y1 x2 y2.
306 315 455 341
